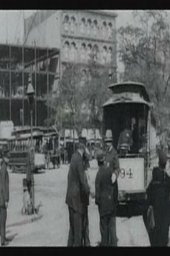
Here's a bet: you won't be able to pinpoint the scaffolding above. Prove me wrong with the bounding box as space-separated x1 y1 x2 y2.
0 43 60 127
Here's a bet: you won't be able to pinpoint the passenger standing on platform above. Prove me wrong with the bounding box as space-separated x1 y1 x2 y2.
104 129 120 246
65 143 90 246
0 148 10 246
95 150 118 246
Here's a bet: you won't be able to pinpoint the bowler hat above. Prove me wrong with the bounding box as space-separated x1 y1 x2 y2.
104 129 113 142
96 150 105 162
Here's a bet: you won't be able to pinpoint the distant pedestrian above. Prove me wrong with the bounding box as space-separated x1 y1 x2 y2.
65 143 90 246
144 150 170 246
104 129 120 246
0 148 10 246
82 146 91 246
26 147 35 214
95 150 118 246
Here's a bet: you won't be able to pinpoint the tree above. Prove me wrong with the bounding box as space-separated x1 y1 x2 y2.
83 56 116 136
118 10 170 133
46 57 116 139
46 63 88 137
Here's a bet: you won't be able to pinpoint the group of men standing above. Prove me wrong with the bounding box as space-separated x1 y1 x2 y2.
65 130 120 247
65 128 170 247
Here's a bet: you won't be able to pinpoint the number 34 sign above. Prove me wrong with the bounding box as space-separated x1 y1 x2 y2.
118 158 145 191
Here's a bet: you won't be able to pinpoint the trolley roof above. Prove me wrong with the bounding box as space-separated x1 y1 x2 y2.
103 81 151 107
108 81 150 102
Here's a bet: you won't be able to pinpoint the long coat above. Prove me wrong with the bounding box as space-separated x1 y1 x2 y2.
146 167 170 246
65 151 90 214
95 164 117 217
0 161 9 207
105 146 120 204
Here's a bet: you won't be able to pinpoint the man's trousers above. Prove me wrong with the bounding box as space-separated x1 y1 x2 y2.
82 207 90 246
0 207 7 245
100 214 117 246
67 207 83 247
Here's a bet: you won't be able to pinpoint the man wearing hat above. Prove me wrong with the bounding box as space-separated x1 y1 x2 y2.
144 149 170 246
95 150 118 246
65 142 90 246
104 129 120 246
0 148 10 246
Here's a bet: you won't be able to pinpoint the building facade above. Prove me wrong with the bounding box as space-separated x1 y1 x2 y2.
24 10 117 77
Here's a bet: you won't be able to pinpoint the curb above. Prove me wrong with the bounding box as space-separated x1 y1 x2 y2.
7 213 43 228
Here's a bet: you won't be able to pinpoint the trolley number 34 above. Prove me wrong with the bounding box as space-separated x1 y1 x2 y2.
120 168 133 179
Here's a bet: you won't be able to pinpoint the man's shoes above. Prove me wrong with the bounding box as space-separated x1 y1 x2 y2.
1 241 9 246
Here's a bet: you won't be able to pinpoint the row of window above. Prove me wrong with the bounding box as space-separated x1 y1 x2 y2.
63 41 113 64
63 14 113 39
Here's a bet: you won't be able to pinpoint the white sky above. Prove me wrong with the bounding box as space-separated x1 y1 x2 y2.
0 10 134 44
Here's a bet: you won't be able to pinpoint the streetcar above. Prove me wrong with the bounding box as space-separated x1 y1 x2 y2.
8 127 46 173
103 81 157 216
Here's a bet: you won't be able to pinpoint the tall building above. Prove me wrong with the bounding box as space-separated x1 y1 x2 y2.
24 10 117 76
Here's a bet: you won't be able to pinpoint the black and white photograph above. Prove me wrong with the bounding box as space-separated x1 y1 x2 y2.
0 9 170 247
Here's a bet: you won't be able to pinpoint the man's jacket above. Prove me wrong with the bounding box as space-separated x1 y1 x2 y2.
0 161 9 207
105 146 120 203
95 164 117 217
65 151 90 214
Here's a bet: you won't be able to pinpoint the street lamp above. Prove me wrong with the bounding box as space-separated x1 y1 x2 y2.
26 74 35 214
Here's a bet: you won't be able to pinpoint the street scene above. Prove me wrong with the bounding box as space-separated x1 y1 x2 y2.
6 160 150 246
0 10 170 247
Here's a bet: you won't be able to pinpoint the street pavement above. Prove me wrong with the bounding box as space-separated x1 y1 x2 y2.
4 160 152 246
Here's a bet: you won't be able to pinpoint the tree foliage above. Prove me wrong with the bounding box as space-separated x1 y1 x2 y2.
46 58 114 136
118 10 170 133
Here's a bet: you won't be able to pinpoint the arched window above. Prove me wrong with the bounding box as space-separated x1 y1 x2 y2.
87 19 92 35
70 42 77 61
93 44 99 62
108 22 112 38
87 44 92 60
81 43 86 62
82 69 87 82
107 46 112 63
102 45 108 64
63 41 70 60
102 21 107 38
80 18 86 34
70 16 76 33
93 19 98 36
63 15 69 33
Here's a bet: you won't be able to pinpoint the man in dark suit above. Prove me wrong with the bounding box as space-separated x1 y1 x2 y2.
0 149 9 246
144 150 170 246
104 130 120 246
65 143 90 246
95 150 118 246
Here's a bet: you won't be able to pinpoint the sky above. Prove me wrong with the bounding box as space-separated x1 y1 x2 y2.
0 10 134 44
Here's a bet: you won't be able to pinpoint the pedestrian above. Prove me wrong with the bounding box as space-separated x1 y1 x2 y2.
81 146 91 246
26 147 35 214
0 148 10 246
95 150 118 246
144 150 170 246
104 129 120 246
65 143 90 246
